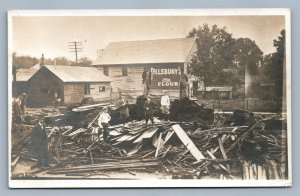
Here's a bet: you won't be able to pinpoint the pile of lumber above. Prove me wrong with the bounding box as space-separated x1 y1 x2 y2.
11 102 288 180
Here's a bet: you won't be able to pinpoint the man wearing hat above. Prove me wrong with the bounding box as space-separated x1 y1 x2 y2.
144 96 154 126
118 93 132 126
142 67 152 96
31 118 50 168
179 68 189 99
161 90 170 122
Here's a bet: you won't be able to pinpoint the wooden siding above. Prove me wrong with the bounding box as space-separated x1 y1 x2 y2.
97 65 144 94
12 81 28 97
64 82 111 105
63 83 84 105
90 82 111 102
27 68 64 107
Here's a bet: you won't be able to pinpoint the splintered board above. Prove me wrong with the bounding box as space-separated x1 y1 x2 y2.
172 124 205 161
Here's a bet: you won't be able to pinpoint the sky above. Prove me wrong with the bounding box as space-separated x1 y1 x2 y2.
11 15 285 61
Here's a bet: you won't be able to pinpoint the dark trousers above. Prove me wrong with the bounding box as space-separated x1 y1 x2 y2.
36 146 48 167
144 81 150 95
101 123 109 141
162 113 169 121
145 112 154 125
180 85 188 99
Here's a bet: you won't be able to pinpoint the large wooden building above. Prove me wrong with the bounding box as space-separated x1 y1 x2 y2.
26 65 111 107
92 37 198 98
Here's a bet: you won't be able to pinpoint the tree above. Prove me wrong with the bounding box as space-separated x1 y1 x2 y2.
187 24 235 86
53 56 71 65
232 38 263 75
71 57 93 67
12 53 39 69
262 29 285 105
187 24 264 90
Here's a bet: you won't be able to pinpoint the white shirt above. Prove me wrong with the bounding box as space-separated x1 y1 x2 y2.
161 95 170 106
98 112 111 128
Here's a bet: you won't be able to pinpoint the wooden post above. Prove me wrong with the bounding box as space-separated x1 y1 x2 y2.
155 133 162 157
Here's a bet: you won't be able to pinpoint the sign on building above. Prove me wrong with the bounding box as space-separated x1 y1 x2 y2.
150 65 182 89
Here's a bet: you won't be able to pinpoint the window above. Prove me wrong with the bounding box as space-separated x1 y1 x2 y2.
103 66 109 76
122 66 128 76
99 86 106 92
84 84 90 95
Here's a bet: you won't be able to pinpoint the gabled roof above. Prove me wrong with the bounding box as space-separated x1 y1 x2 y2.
31 63 41 70
31 65 111 83
16 69 38 81
92 37 196 65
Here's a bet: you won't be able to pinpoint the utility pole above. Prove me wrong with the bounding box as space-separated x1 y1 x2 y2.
69 41 83 65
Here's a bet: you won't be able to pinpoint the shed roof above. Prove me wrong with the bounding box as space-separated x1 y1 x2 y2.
32 65 111 83
92 37 196 65
16 69 38 81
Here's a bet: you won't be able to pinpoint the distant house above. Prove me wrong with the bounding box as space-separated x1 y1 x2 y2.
26 65 111 107
92 37 198 98
222 68 245 98
12 67 39 97
198 86 233 99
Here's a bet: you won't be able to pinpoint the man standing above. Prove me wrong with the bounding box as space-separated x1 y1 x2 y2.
31 118 49 168
161 90 170 122
142 67 152 96
118 93 132 126
144 96 154 126
19 93 27 122
179 68 189 99
12 96 22 124
98 107 111 141
54 92 61 108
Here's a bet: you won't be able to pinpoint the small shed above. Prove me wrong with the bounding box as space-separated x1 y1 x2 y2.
198 86 233 99
27 65 111 107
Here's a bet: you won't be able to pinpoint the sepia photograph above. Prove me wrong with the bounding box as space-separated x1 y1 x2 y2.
8 9 291 188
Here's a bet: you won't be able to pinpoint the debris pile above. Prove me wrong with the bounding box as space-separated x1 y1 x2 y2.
11 101 288 180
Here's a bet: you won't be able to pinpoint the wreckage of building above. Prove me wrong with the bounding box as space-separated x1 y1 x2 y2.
11 97 288 180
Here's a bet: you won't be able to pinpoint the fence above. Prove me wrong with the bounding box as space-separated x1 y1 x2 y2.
198 99 287 112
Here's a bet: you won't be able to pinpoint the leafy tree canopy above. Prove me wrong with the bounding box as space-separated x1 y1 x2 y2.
187 24 263 86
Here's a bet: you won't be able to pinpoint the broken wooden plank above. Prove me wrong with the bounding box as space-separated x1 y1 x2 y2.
155 133 162 157
172 124 205 161
127 141 143 156
160 146 172 158
218 138 228 159
207 150 229 173
11 155 20 171
164 131 175 144
67 128 86 136
116 135 133 142
133 127 158 143
89 151 94 164
142 150 156 158
226 115 279 154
